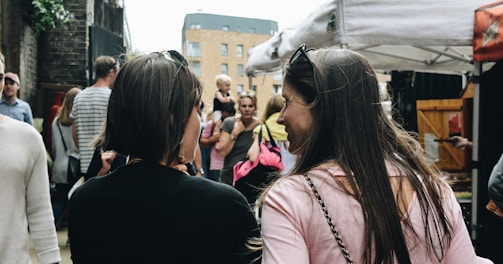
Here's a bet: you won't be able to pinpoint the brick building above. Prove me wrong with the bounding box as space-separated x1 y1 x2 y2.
0 0 126 149
182 13 281 119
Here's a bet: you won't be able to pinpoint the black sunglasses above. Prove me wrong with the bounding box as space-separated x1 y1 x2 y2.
289 43 315 65
160 50 189 86
161 50 188 68
161 50 202 109
289 44 321 98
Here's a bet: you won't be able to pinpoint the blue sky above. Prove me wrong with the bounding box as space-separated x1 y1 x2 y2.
124 0 327 53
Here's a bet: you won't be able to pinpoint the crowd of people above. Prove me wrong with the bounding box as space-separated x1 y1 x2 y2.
1 44 502 263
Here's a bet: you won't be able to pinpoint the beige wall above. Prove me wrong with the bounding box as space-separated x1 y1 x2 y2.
184 29 282 120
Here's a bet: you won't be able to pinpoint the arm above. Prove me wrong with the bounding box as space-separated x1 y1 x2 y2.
51 119 58 159
72 121 79 149
215 90 235 103
450 136 472 150
216 118 245 158
443 190 493 263
247 134 260 163
199 120 219 148
216 130 234 158
97 150 117 176
225 91 236 103
261 181 310 264
25 104 34 125
193 145 204 177
27 135 61 264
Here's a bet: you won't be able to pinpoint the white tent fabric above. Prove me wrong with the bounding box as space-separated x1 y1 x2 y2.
246 0 491 75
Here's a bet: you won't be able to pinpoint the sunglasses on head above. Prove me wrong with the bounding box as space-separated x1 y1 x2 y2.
160 49 190 85
289 43 315 65
290 44 319 94
239 90 256 98
161 50 188 65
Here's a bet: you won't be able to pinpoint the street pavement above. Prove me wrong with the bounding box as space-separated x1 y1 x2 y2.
30 229 71 264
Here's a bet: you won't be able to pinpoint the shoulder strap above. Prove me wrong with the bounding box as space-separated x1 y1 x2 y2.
56 121 68 152
263 124 278 148
303 174 353 264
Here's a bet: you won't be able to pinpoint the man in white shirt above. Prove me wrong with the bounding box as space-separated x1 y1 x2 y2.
71 56 119 176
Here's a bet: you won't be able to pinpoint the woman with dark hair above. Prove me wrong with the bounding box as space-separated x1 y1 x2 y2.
259 45 491 263
68 51 260 263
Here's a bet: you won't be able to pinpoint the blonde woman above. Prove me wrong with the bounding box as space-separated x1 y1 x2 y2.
51 87 81 224
216 91 260 186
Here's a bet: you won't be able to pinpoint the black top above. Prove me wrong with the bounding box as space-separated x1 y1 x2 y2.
213 90 229 111
69 161 260 264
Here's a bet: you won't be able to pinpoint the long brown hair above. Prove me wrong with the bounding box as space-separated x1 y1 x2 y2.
57 87 81 126
274 48 452 264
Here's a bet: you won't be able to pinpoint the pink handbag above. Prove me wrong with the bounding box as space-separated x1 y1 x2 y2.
233 124 283 203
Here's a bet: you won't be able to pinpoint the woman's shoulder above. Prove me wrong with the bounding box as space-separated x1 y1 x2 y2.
267 174 309 199
187 177 252 208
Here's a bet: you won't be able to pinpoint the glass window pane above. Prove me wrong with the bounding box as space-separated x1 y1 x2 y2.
188 42 200 57
221 44 228 57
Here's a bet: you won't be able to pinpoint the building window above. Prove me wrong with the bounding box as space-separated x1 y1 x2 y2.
236 45 243 58
237 64 244 77
191 24 201 29
221 44 228 57
252 85 257 92
188 42 200 57
273 73 282 81
273 84 282 94
189 61 201 77
221 63 228 75
237 84 244 94
222 25 229 31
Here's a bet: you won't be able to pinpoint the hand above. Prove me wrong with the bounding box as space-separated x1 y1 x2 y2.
450 136 470 149
486 199 503 218
98 150 116 176
173 164 188 174
232 119 245 136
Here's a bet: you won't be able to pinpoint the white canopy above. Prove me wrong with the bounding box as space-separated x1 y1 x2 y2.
246 0 491 75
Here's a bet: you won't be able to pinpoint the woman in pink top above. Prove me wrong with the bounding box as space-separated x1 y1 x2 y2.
200 102 236 181
259 44 492 264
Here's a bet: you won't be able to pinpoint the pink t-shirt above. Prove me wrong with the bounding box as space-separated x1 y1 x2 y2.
261 166 493 264
201 120 224 170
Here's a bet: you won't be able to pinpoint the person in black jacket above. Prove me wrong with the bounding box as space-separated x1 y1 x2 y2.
68 50 260 264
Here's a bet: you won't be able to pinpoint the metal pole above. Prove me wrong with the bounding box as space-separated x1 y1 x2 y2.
471 61 481 240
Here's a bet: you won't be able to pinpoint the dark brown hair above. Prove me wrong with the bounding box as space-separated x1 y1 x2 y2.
103 52 202 165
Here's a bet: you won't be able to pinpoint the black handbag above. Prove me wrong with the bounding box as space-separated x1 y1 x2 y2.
56 121 81 185
233 124 283 204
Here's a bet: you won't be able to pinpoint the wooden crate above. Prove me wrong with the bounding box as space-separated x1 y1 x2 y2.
416 99 467 171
